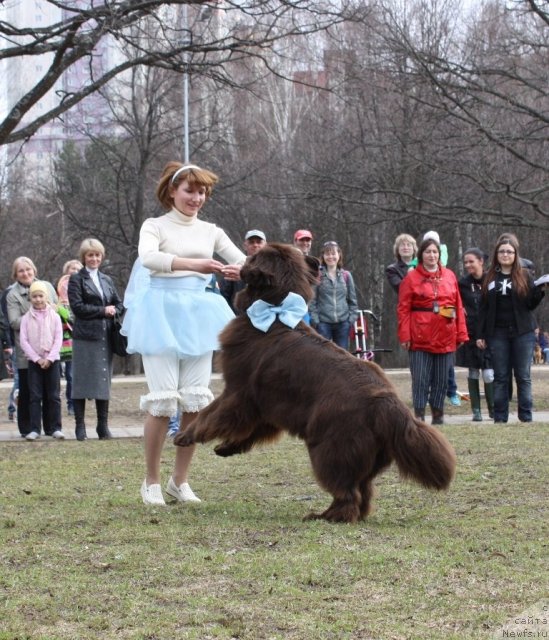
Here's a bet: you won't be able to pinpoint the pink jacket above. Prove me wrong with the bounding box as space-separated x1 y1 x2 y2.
20 306 62 363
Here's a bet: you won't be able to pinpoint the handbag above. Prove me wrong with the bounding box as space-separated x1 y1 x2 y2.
438 305 456 319
110 312 128 357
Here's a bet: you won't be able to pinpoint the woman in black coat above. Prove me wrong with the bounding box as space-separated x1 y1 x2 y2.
385 233 418 293
68 239 124 441
457 248 494 421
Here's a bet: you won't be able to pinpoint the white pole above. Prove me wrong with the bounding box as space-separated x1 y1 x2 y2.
183 72 189 163
183 4 190 163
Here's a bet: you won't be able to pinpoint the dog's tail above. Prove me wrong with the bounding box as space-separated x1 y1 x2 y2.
391 407 456 491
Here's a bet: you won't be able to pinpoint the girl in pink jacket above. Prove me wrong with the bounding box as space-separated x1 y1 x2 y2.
19 281 64 440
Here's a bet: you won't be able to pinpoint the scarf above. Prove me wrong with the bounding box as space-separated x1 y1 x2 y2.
24 306 58 356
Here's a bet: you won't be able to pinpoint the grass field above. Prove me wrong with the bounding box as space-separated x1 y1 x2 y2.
1 371 548 639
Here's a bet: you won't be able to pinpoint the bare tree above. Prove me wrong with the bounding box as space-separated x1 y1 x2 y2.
42 63 185 282
5 0 549 367
379 0 549 227
0 0 352 147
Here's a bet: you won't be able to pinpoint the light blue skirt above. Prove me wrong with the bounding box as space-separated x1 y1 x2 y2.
121 275 234 357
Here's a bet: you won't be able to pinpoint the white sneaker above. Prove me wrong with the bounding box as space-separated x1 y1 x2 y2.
52 430 65 440
140 480 166 506
25 431 39 441
166 477 201 503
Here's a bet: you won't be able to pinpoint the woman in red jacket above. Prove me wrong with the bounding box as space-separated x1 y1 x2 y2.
398 238 468 424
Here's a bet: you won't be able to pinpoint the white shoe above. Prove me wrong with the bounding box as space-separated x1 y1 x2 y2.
166 477 201 503
52 430 65 440
25 431 39 441
140 480 166 506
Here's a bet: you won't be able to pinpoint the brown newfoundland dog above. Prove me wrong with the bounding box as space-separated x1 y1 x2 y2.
175 243 456 523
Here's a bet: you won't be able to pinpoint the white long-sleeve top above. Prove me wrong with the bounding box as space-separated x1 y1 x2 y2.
139 208 246 278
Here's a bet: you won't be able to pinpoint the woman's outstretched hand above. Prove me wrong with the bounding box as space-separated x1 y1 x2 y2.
171 257 243 280
221 264 242 281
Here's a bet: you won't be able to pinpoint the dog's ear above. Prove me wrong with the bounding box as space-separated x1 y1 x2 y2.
304 255 321 283
241 265 274 289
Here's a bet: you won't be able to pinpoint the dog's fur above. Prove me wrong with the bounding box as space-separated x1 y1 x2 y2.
175 243 456 523
533 343 543 365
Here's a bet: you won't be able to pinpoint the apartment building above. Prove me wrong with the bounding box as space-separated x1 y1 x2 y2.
0 0 117 175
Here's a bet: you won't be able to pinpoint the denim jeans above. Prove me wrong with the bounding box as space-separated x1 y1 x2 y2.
8 355 18 417
447 363 457 397
168 409 180 436
316 321 351 350
487 328 535 422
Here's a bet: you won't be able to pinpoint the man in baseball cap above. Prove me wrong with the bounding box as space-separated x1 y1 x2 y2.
293 229 313 256
220 229 267 312
244 229 267 256
245 229 266 243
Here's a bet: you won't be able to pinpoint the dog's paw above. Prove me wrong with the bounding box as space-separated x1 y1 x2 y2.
303 507 360 524
173 431 194 448
302 512 322 522
214 442 239 457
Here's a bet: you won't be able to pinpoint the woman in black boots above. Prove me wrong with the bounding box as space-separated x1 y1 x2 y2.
68 239 124 440
457 248 494 421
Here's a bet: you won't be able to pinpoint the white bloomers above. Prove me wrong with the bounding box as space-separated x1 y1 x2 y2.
140 352 214 416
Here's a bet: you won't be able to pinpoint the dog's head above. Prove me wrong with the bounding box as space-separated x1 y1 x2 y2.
235 242 318 312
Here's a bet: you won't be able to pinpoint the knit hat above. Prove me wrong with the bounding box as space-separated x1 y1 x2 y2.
29 281 50 301
423 230 440 244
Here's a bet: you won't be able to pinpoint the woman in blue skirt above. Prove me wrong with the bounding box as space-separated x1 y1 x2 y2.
123 162 246 505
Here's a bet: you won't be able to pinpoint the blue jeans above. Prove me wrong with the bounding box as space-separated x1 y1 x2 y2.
488 328 535 422
8 356 18 417
168 409 180 436
316 321 351 350
447 364 457 397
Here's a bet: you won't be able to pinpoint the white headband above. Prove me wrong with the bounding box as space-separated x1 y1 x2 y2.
171 164 202 184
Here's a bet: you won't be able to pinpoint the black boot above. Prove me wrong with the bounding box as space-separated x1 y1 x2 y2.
414 408 425 421
73 399 87 441
431 407 444 425
96 400 112 440
468 378 483 422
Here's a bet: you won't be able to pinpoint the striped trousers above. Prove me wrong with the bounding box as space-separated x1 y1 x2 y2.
409 350 454 411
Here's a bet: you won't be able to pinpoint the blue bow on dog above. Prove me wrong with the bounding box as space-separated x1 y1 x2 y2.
246 292 308 333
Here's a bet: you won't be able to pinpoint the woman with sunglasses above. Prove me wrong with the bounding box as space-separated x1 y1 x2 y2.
476 235 544 423
309 241 359 350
